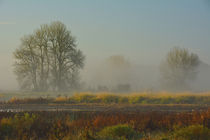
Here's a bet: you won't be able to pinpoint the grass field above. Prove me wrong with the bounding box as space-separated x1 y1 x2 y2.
0 91 209 140
1 91 210 105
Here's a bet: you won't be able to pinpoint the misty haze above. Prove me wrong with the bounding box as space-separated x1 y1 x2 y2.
0 1 210 140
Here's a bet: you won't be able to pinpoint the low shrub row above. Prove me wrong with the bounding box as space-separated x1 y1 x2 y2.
0 110 209 140
6 92 210 105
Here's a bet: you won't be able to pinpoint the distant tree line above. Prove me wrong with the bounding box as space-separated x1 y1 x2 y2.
13 21 85 91
13 22 201 92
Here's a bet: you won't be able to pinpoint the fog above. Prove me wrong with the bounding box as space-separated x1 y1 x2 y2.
1 53 210 92
191 62 210 92
0 54 18 91
0 0 210 92
81 55 210 92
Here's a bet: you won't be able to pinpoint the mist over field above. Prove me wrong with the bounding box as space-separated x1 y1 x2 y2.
0 55 18 90
1 1 210 140
1 53 210 92
81 56 210 92
0 0 210 93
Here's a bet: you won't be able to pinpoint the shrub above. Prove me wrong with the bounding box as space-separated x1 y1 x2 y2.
129 96 146 104
173 125 210 140
13 113 37 139
72 94 97 103
8 97 52 104
119 96 129 103
99 94 120 103
78 129 96 140
99 124 138 139
0 117 14 139
55 96 69 103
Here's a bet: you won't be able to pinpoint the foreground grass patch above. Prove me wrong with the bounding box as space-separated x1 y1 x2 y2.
0 110 209 140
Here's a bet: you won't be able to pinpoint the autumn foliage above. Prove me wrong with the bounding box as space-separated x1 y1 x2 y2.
0 108 209 140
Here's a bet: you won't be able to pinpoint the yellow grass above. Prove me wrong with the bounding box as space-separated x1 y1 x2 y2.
6 91 210 104
73 91 210 98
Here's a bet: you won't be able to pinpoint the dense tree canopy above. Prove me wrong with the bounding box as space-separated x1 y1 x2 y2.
14 21 85 91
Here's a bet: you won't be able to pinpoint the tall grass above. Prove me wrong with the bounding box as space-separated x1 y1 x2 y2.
5 91 210 105
0 110 209 140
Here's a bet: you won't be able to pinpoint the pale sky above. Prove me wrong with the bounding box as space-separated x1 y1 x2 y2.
0 0 210 90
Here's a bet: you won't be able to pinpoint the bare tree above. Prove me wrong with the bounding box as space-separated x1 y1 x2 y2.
14 35 39 91
34 25 50 91
14 21 85 91
47 21 85 91
160 47 200 91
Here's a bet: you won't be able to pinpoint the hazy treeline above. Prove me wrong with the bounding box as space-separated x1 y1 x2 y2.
13 21 205 92
14 21 85 92
83 48 201 92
